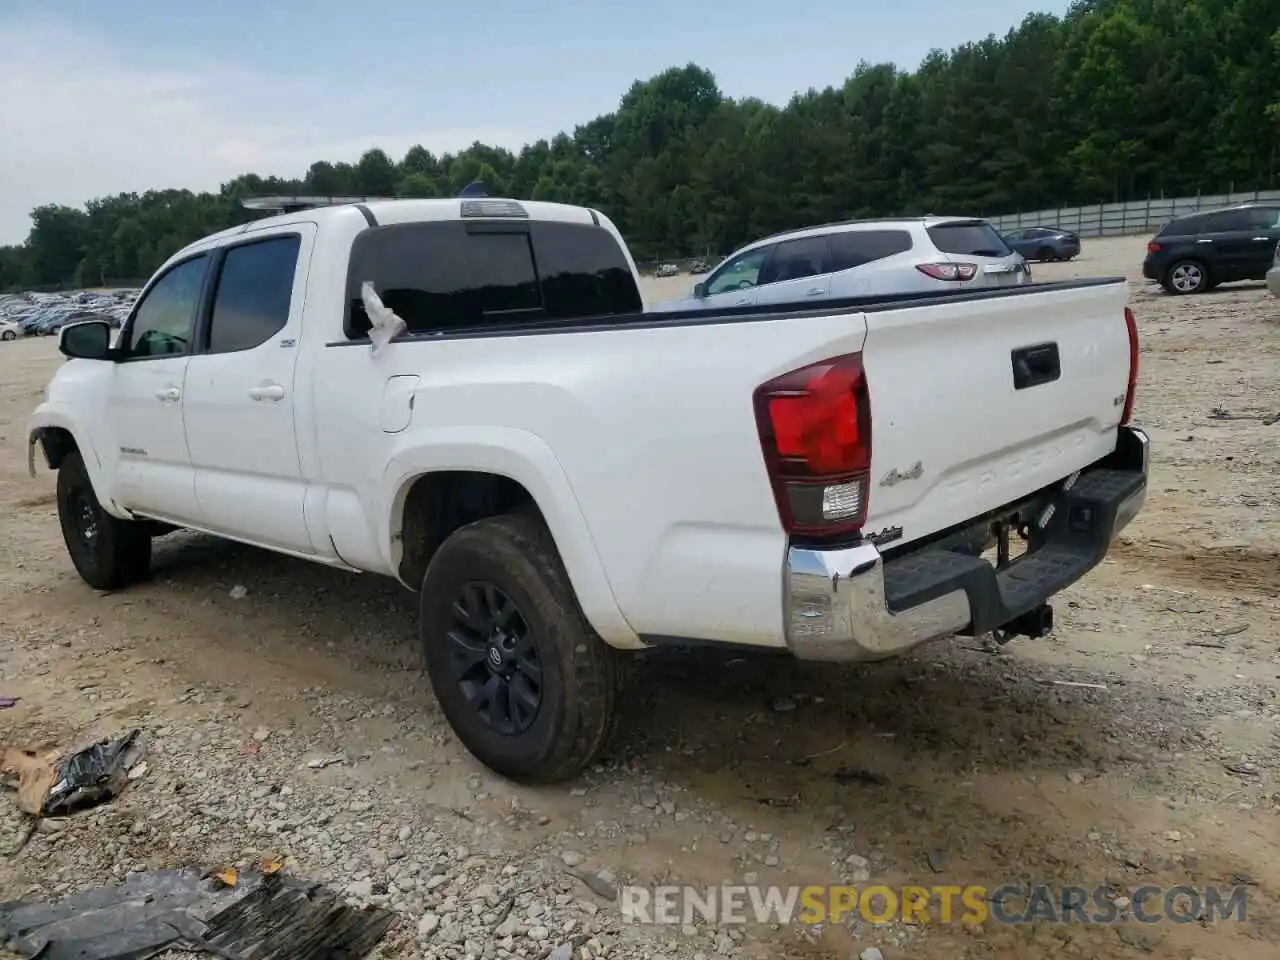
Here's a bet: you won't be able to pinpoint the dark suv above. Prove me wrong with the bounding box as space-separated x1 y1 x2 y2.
1143 203 1280 295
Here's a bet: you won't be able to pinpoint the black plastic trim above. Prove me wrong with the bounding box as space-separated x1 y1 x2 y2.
325 276 1128 347
633 635 796 655
880 427 1148 636
354 204 377 227
1011 341 1061 390
588 209 601 226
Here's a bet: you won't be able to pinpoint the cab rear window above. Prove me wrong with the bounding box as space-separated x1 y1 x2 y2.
927 222 1012 257
344 220 642 338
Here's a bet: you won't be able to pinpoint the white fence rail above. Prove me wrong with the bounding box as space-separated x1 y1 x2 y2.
987 190 1280 238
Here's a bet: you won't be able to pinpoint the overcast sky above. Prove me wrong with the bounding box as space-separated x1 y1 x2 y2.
0 0 1068 243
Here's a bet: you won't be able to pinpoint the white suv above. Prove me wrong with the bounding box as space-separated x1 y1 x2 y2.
653 216 1031 312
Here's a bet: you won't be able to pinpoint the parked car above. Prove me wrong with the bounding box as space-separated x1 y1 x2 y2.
1143 202 1280 295
650 216 1031 312
688 258 710 274
1267 231 1280 298
1002 227 1081 262
1 291 138 338
1 320 19 341
655 263 679 277
30 196 1146 784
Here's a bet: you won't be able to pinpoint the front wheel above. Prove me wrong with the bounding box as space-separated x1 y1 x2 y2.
1163 260 1208 295
1 330 15 341
1035 246 1055 262
56 450 152 589
419 512 619 784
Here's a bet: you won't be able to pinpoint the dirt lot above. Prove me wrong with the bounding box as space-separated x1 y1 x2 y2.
2 235 1278 960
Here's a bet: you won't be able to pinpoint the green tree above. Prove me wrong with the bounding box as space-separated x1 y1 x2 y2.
4 0 1278 290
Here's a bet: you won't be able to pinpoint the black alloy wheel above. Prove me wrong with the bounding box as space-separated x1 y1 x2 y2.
71 487 100 552
446 581 543 735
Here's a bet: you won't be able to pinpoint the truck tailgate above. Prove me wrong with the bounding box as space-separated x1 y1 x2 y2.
859 279 1132 546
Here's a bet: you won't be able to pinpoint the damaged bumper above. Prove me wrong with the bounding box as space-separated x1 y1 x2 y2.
784 425 1149 661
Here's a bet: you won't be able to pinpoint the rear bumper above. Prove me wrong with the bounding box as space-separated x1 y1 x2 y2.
1267 265 1280 298
783 425 1149 661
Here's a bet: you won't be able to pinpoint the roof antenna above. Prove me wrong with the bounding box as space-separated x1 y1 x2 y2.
459 180 488 198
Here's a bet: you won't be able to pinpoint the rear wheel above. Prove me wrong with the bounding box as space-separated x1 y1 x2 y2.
1163 260 1208 295
419 512 619 784
1 330 15 341
56 451 152 589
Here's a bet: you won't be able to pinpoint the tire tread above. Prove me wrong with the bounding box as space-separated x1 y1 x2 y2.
420 511 618 784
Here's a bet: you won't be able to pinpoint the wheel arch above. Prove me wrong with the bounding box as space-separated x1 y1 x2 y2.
27 411 128 518
380 428 642 650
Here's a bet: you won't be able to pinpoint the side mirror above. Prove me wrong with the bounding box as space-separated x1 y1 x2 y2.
58 320 113 360
692 281 707 298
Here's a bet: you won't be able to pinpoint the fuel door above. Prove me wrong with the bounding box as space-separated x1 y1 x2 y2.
381 375 420 433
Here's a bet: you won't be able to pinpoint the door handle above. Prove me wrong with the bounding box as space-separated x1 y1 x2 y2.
733 297 750 305
1196 239 1214 243
1253 237 1271 242
805 287 825 296
248 383 285 402
154 386 181 402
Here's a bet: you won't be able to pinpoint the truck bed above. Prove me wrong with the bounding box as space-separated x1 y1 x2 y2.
329 276 1128 344
319 276 1132 650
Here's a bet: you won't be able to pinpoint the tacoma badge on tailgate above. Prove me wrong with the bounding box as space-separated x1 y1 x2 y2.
879 461 924 487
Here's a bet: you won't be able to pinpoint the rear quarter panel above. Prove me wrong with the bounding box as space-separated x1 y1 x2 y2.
312 310 869 649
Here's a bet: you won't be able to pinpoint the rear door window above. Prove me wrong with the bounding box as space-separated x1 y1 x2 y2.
926 221 1012 257
1245 206 1280 230
344 219 642 337
1204 209 1254 233
759 236 829 284
828 230 914 271
206 235 300 354
1159 214 1209 237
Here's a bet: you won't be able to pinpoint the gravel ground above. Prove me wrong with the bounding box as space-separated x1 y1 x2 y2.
2 235 1279 960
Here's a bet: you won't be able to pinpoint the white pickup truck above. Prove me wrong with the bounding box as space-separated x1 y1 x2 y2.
28 197 1148 784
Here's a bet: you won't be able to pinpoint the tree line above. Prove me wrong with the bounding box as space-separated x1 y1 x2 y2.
2 0 1277 291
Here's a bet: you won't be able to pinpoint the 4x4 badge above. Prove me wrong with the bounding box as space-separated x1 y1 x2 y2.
879 461 924 487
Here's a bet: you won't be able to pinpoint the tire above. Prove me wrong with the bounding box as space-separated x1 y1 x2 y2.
1035 246 1055 262
1163 259 1209 295
419 511 619 784
1 330 15 341
56 450 152 590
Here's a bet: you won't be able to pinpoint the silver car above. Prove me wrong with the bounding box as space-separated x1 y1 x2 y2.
652 216 1031 312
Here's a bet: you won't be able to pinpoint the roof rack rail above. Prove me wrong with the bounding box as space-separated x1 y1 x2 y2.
241 195 396 214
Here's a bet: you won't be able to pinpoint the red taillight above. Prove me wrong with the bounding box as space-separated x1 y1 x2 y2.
1121 306 1139 425
1147 241 1161 253
917 262 977 281
753 354 872 537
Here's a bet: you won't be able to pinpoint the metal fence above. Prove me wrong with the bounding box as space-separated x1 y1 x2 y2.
986 189 1280 238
